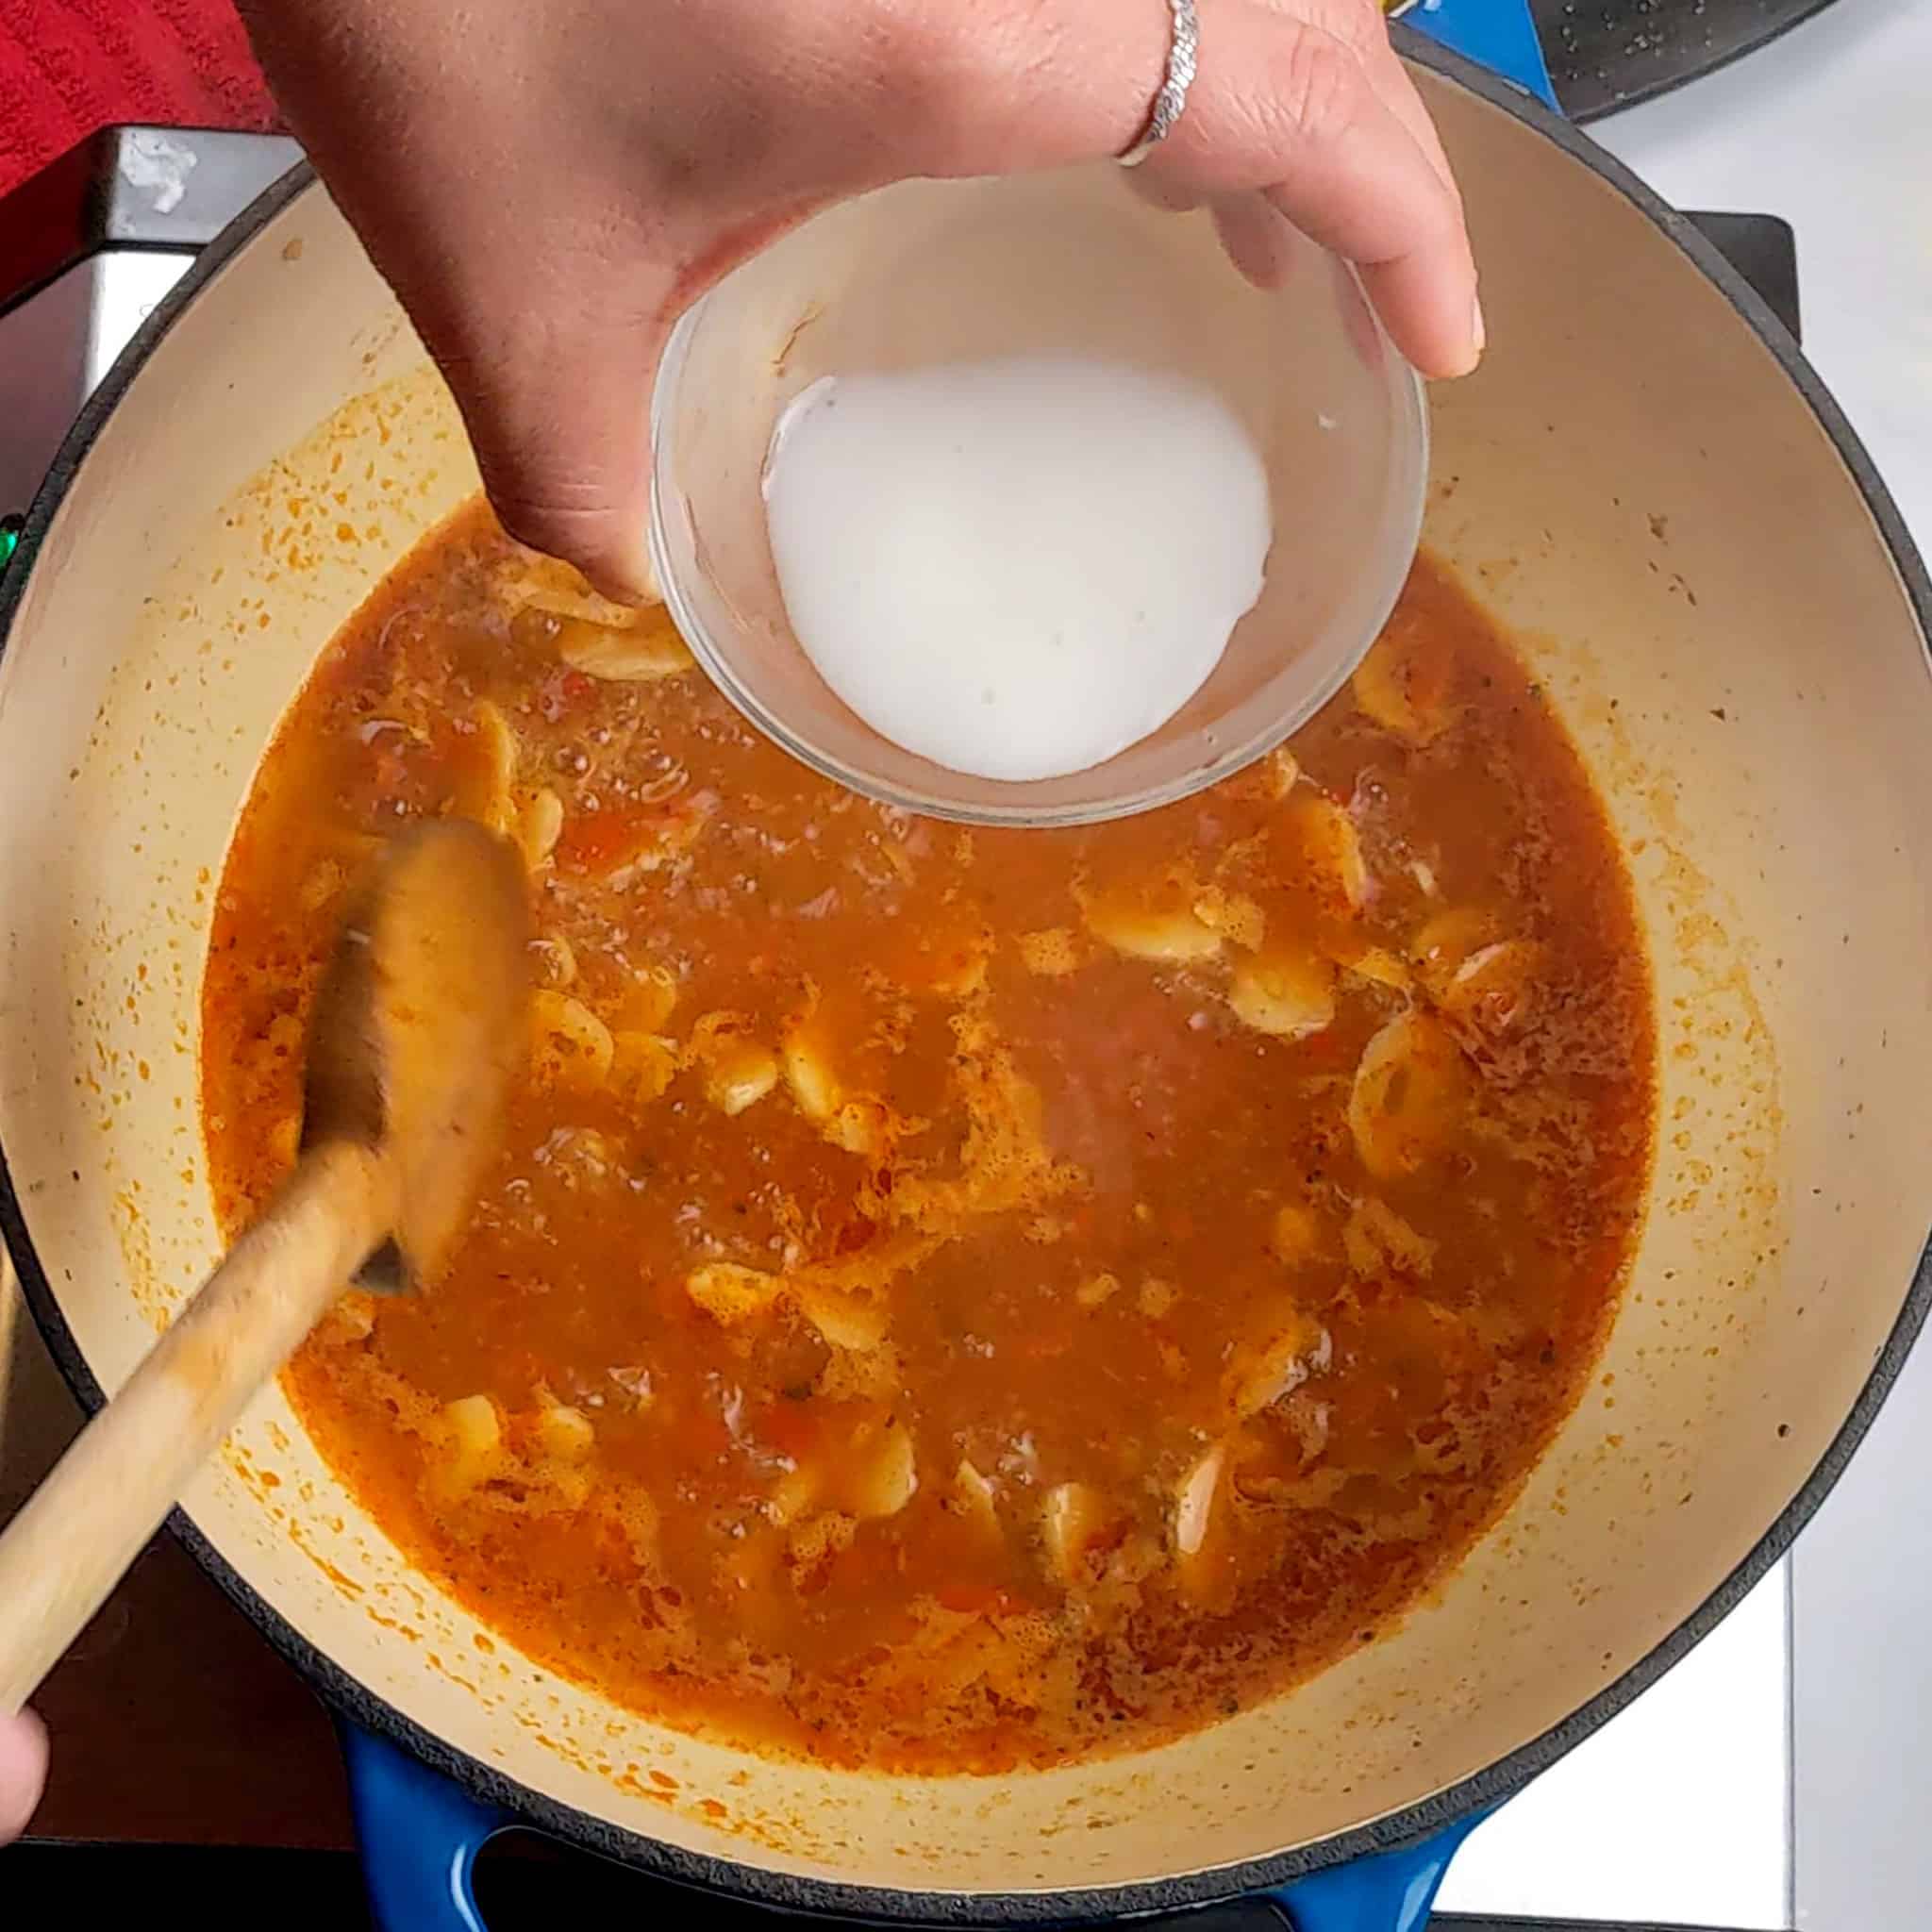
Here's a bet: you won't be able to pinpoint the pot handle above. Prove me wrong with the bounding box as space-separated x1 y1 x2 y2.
1129 1811 1487 1932
1268 1812 1487 1931
341 1714 1484 1931
1398 0 1558 110
340 1724 511 1932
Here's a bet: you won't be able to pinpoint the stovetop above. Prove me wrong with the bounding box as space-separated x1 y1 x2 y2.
3 6 1929 1924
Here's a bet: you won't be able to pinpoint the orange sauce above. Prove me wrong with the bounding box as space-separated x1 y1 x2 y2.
202 501 1653 1771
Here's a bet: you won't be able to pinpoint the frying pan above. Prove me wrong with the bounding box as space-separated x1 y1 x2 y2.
2 30 1930 1932
1529 0 1845 123
1392 0 1850 122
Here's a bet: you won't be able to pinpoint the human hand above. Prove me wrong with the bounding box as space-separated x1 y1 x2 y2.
239 0 1476 599
0 1708 47 1843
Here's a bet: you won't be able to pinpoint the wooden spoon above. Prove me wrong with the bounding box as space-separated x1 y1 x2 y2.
0 819 529 1711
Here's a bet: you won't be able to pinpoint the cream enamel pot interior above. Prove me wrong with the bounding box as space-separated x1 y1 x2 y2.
3 46 1932 1930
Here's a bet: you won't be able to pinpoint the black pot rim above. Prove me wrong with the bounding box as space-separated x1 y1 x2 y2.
3 39 1930 1926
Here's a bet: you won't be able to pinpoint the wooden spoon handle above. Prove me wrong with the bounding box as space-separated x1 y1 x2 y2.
0 1139 393 1713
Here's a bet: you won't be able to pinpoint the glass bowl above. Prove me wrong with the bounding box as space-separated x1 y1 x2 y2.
648 164 1426 827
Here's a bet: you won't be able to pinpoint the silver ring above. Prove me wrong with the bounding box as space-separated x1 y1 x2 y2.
1118 0 1200 168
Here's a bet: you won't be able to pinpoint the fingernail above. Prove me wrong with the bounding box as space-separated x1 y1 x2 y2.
1471 288 1488 358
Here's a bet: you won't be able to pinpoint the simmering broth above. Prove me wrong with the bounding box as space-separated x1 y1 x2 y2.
201 502 1653 1772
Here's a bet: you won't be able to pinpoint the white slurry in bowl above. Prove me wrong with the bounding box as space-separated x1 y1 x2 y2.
761 352 1273 784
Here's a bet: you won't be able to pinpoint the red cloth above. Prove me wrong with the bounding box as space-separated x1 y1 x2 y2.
0 0 277 201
